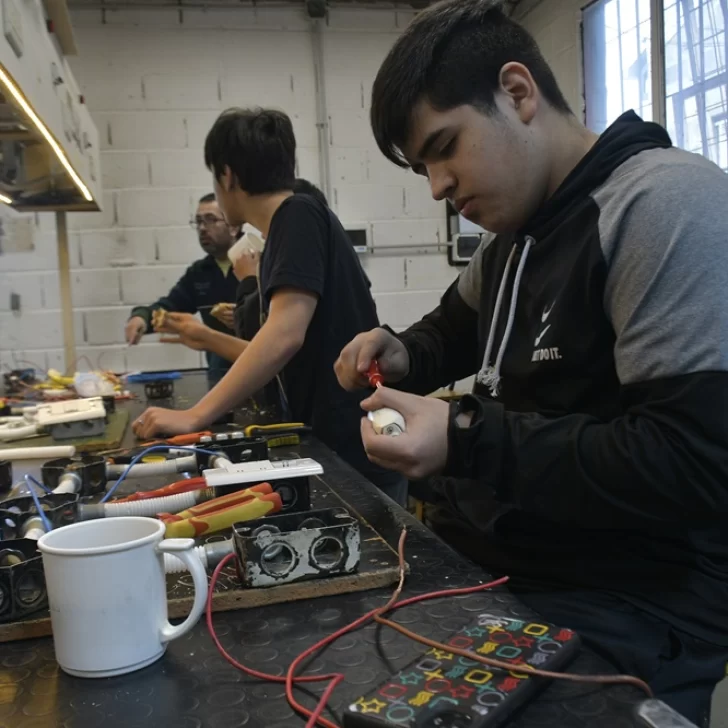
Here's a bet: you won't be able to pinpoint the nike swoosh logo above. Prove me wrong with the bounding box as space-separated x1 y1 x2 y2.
542 303 554 323
534 325 551 347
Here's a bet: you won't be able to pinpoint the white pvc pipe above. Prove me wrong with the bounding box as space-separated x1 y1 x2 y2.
52 473 81 495
1 445 75 461
24 526 47 541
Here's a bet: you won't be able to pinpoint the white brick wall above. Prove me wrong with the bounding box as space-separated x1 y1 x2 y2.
0 6 461 375
514 0 586 118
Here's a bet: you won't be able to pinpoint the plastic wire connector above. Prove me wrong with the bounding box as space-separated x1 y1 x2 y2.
23 474 53 533
100 445 220 503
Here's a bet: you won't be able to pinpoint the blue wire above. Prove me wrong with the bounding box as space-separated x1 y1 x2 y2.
101 445 220 503
24 475 53 533
24 473 52 494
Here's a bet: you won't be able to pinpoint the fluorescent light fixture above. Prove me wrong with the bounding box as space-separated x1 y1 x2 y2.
0 64 93 203
0 192 12 205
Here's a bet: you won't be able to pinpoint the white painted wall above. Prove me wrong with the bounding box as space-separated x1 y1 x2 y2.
0 5 460 375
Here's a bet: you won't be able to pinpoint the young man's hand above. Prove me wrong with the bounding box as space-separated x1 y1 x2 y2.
158 313 212 351
125 316 146 345
233 250 260 282
335 327 410 391
360 386 449 479
132 407 201 440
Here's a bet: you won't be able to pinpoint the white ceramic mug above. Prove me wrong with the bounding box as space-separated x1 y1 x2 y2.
37 516 208 678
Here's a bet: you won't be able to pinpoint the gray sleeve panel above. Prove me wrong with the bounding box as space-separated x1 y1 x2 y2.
456 231 497 312
593 147 728 385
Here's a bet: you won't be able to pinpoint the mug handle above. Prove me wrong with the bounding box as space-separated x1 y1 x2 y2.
156 538 209 643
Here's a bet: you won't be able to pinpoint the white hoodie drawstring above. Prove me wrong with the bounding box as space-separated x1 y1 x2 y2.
476 237 533 398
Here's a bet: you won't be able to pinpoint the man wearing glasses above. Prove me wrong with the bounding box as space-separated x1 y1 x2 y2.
124 193 239 378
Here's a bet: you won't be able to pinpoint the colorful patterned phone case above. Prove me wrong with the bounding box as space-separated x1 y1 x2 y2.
344 611 581 727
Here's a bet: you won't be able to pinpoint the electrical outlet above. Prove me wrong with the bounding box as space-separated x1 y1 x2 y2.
10 292 20 312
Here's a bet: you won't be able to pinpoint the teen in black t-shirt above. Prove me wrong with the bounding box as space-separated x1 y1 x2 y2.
133 107 406 504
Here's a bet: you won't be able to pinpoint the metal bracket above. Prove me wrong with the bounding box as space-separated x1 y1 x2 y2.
0 460 11 496
48 418 105 440
195 434 268 471
41 454 106 496
0 538 47 623
233 507 360 588
144 380 174 400
0 493 79 541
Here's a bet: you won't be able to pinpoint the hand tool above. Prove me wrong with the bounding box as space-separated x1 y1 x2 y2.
243 422 310 438
367 361 384 388
159 485 282 538
114 476 207 502
140 431 214 447
365 361 406 436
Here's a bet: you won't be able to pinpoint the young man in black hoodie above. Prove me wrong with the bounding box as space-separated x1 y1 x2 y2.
335 0 728 723
133 108 406 504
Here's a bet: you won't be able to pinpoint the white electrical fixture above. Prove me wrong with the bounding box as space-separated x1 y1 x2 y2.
203 458 324 488
344 225 370 253
0 0 101 210
34 397 106 428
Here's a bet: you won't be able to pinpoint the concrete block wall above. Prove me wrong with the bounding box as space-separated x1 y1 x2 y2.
0 5 460 375
513 0 585 117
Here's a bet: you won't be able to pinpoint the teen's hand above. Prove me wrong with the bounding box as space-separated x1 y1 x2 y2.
233 250 260 282
335 328 410 391
125 316 146 345
132 407 201 440
360 387 449 479
158 313 211 351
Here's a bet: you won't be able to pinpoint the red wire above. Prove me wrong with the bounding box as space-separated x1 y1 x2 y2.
206 552 509 728
305 675 345 728
205 555 339 684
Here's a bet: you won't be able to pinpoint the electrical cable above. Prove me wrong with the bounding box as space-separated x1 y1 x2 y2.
207 529 653 728
23 473 52 494
23 475 53 533
100 445 219 503
207 536 510 728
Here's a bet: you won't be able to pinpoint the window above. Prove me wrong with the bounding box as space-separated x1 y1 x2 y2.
664 0 728 170
583 0 653 132
582 0 728 171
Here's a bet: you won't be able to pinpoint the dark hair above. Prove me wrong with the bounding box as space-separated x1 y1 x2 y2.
204 108 296 194
371 0 571 167
293 178 328 207
198 193 216 204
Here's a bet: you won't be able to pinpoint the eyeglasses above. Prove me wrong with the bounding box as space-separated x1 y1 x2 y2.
190 215 226 229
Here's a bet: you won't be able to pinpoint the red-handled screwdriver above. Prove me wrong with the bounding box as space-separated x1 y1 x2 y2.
366 360 406 437
367 360 384 388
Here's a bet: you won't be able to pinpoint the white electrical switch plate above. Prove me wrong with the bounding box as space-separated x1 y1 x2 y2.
34 397 106 427
204 458 323 488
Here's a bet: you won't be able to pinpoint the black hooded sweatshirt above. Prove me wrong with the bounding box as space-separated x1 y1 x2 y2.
393 112 728 646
